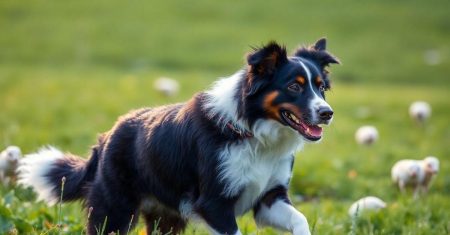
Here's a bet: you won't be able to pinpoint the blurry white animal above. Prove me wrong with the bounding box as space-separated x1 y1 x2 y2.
423 49 441 66
348 196 386 217
409 101 431 124
0 146 22 185
355 125 378 145
391 156 439 198
153 77 180 97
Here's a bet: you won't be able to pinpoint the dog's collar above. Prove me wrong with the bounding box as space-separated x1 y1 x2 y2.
226 122 253 139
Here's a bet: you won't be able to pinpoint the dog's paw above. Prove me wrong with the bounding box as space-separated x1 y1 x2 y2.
293 227 311 235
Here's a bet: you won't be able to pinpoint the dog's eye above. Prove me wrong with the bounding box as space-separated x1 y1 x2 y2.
288 83 302 93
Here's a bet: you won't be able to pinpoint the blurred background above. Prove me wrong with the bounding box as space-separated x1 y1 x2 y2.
0 0 449 234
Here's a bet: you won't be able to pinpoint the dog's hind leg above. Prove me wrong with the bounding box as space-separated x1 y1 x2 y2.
86 181 140 235
143 211 187 235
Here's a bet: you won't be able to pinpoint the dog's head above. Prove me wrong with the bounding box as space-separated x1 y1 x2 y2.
241 38 340 141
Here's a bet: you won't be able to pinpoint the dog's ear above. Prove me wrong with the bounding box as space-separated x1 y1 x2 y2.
245 41 288 96
313 38 327 51
293 38 340 69
247 41 288 77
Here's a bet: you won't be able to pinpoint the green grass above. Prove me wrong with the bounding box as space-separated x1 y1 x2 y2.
0 0 449 234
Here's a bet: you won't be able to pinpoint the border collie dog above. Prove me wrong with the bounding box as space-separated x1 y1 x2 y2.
18 39 339 235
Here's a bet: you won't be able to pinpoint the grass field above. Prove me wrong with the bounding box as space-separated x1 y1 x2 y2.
1 0 449 234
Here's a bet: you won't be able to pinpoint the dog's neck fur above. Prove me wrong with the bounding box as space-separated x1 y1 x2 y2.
203 70 249 131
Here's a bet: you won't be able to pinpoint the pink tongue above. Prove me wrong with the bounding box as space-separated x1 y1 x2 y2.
307 125 323 137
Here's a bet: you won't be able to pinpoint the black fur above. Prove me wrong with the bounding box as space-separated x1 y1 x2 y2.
245 42 288 96
38 39 339 235
47 142 101 201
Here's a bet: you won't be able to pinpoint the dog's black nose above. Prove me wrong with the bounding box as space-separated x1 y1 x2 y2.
318 107 333 120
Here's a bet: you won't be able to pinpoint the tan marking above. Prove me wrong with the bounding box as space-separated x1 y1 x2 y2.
296 76 305 85
263 91 280 120
263 91 305 123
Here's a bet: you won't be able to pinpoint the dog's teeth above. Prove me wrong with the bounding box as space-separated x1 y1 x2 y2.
292 115 299 124
306 127 311 135
286 112 300 125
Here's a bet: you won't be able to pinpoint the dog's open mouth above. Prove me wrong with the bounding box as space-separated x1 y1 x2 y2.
281 110 322 141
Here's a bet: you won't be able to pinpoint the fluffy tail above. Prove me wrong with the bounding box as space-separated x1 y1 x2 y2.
17 146 100 205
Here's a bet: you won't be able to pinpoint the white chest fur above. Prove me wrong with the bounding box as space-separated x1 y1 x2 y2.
234 155 294 215
218 120 304 215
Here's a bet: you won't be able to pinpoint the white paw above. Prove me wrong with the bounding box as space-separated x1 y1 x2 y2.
293 226 311 235
291 211 311 235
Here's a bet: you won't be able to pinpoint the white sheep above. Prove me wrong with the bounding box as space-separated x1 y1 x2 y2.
391 156 439 198
0 146 22 185
355 125 378 145
409 101 431 124
348 196 387 217
154 77 180 97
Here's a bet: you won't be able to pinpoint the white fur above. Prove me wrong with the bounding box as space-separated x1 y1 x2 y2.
409 101 431 123
391 156 439 197
355 125 378 145
255 200 311 235
348 196 387 217
203 70 249 132
17 146 64 205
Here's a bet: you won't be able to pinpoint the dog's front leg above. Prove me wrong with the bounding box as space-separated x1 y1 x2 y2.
196 196 241 235
254 186 311 235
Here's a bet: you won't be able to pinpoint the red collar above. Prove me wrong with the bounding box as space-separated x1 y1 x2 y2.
226 122 253 139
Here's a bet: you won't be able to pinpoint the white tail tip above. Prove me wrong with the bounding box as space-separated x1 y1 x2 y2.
17 146 64 205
